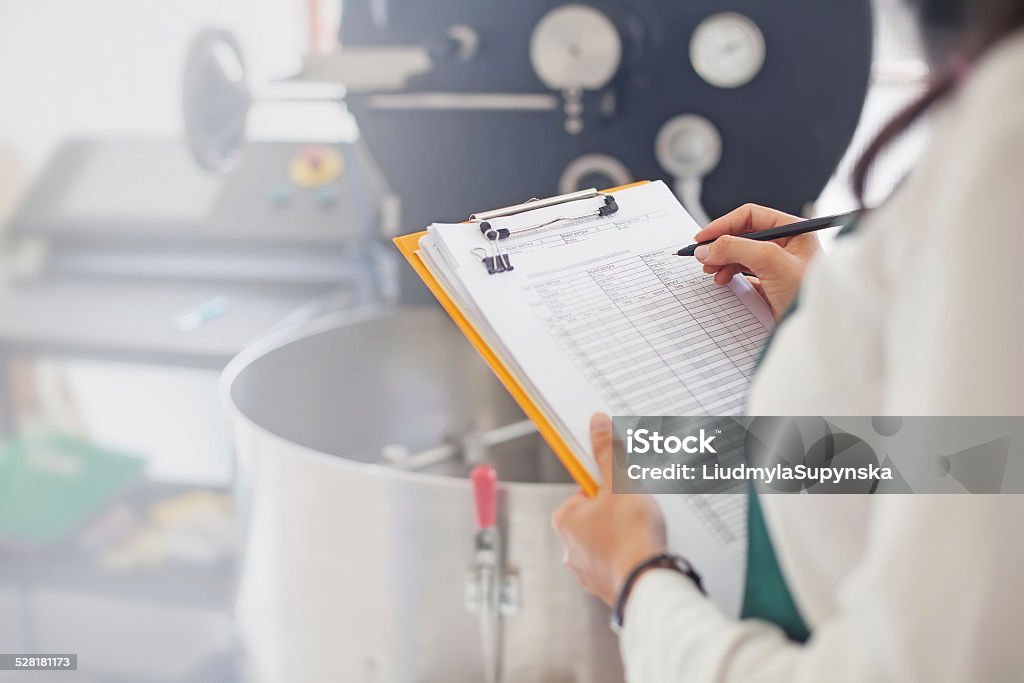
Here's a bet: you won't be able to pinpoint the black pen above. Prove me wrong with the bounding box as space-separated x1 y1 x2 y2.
675 209 864 256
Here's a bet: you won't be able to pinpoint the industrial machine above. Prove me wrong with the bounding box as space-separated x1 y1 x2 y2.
338 1 872 228
186 1 872 232
197 2 875 680
0 137 388 432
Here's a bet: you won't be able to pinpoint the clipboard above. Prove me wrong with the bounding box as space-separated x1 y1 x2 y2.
393 181 648 496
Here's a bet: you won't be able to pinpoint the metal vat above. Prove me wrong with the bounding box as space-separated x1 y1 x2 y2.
223 307 624 683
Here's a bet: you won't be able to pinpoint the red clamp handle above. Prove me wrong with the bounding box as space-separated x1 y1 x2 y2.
470 465 498 530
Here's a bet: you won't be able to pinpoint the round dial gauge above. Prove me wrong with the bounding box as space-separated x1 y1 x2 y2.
689 12 766 89
655 115 721 179
530 4 622 91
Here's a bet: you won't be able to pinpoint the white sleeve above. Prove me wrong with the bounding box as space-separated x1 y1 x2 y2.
620 497 1024 682
881 38 1024 415
621 37 1024 683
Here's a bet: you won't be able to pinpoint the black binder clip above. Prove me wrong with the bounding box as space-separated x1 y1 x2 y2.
479 221 510 241
469 188 619 275
599 195 618 216
473 248 513 274
476 221 514 273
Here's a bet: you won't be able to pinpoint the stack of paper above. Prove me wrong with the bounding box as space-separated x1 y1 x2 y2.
418 181 773 474
409 180 775 614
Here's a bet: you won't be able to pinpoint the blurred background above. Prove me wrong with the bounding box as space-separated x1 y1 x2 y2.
0 1 927 681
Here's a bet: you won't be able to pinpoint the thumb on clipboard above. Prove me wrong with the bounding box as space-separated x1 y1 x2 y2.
550 413 668 606
590 413 615 494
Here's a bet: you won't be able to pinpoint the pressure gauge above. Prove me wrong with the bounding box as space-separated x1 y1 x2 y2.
530 4 622 91
655 115 721 179
689 12 766 89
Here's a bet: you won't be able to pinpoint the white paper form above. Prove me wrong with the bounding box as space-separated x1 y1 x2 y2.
428 181 772 459
423 181 771 613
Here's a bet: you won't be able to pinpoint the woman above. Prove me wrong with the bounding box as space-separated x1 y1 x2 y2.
552 1 1024 680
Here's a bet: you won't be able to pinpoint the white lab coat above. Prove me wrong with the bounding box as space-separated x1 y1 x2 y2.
619 32 1024 683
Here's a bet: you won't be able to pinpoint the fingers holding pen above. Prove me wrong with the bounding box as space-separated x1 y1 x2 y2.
687 203 823 318
694 235 789 277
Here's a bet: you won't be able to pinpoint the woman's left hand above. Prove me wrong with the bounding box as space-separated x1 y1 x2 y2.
551 413 667 606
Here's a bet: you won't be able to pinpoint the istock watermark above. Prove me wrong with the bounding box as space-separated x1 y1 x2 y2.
611 416 1023 495
626 428 718 455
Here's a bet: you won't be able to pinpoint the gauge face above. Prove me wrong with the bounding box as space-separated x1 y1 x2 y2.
558 153 632 194
690 12 766 89
655 115 721 178
530 4 622 91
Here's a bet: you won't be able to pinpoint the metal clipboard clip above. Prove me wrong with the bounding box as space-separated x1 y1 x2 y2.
468 188 619 274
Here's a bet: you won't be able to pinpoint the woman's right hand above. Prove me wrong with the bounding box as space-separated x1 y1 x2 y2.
693 203 820 318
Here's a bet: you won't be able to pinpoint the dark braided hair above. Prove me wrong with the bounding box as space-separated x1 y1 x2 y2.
852 0 1024 203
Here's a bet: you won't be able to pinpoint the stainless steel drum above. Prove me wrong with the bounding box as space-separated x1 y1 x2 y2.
223 307 624 683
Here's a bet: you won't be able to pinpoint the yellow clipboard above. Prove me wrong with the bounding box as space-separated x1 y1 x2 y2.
393 181 649 496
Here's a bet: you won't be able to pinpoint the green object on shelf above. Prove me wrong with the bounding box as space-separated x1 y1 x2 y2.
0 432 144 545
